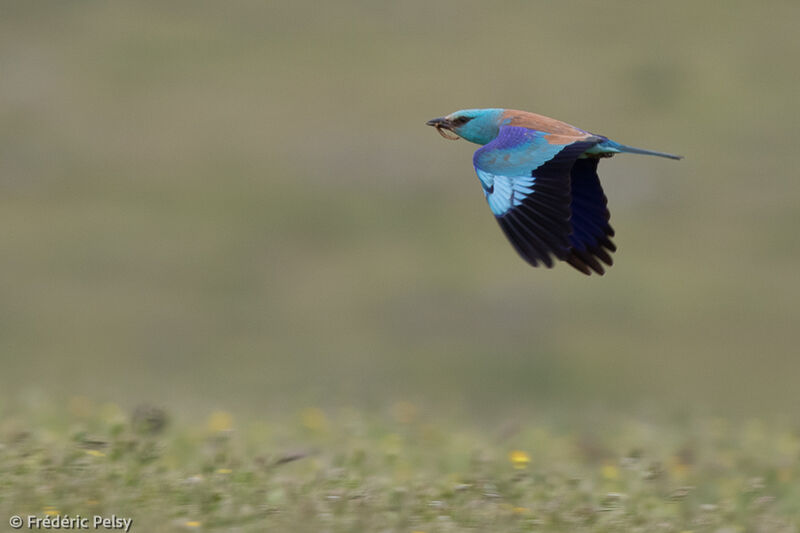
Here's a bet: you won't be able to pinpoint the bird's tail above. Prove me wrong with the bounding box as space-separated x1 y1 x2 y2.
600 140 683 160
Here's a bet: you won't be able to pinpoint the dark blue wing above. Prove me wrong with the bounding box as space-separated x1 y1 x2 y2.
564 158 616 275
473 126 598 268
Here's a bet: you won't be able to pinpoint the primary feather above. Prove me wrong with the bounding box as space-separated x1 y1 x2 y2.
426 108 681 275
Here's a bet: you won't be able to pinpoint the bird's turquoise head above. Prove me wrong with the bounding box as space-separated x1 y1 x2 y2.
426 108 505 146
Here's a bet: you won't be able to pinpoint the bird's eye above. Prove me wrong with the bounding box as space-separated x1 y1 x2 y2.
451 116 473 126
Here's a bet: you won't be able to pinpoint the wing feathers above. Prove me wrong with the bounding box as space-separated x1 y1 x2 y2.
564 158 616 275
473 126 617 274
498 215 553 267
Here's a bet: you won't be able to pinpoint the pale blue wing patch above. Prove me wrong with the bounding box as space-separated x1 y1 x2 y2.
476 169 536 216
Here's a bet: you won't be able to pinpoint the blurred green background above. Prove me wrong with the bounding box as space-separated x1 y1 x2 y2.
1 1 798 420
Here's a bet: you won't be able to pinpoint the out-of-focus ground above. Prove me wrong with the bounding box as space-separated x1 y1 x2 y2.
1 1 799 421
2 404 799 532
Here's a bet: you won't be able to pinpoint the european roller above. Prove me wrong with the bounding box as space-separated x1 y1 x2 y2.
426 108 681 275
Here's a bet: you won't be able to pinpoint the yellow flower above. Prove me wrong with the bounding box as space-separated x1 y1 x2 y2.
669 456 691 480
44 507 59 516
512 506 530 515
509 450 531 469
601 463 619 480
672 463 690 479
207 410 233 433
216 468 232 474
300 407 328 432
85 449 106 458
185 521 201 528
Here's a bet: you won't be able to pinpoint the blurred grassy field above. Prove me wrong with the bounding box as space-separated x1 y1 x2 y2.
2 404 800 532
1 1 799 422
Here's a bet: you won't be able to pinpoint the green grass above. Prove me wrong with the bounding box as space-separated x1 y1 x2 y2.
2 403 798 532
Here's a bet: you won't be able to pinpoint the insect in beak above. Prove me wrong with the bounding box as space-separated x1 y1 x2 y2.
426 117 460 140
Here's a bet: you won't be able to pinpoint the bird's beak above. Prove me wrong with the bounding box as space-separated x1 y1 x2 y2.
426 117 460 140
426 117 450 128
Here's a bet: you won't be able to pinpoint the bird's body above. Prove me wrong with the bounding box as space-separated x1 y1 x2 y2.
426 108 681 275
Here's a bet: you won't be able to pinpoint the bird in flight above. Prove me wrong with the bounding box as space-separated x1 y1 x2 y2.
427 108 681 275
